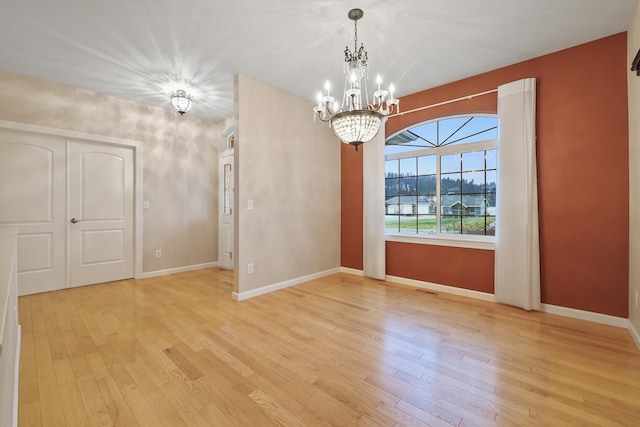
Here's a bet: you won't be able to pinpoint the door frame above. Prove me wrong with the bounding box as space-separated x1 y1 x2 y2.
0 119 143 282
218 126 235 270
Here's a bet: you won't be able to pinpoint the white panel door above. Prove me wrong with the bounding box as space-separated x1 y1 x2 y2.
0 130 66 295
68 141 134 287
218 153 234 269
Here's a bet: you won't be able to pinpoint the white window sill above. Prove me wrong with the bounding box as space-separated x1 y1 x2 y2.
385 233 495 250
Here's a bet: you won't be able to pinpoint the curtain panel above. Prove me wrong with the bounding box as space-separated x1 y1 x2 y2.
494 78 541 310
363 124 386 280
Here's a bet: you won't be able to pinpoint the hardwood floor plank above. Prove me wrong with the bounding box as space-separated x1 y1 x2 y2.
124 359 178 420
57 379 90 427
18 400 42 427
38 383 66 427
95 375 139 427
18 269 640 426
247 388 309 427
163 345 204 381
117 384 165 427
76 374 114 427
158 379 211 427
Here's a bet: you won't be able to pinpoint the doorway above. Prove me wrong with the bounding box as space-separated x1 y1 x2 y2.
218 128 234 270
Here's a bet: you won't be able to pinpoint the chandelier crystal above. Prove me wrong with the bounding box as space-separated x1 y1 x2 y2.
313 8 399 150
170 89 193 115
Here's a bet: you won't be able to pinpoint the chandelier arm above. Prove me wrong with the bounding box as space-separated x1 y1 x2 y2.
316 114 332 123
325 102 339 116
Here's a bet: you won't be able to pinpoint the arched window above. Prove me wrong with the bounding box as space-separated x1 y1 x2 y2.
385 115 498 241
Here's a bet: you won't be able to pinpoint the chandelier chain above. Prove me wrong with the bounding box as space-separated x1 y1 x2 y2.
354 18 358 54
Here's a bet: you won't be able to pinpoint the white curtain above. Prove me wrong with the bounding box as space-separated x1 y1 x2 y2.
494 78 541 310
363 123 386 279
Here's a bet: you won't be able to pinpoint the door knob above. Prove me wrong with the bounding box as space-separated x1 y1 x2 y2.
70 218 79 223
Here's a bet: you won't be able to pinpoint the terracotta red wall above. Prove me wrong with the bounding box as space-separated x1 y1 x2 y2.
341 33 629 317
341 143 363 269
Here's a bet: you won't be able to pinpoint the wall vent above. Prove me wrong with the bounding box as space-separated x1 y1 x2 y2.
416 289 438 296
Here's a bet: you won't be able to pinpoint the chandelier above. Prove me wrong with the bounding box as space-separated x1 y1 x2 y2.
313 8 399 150
170 89 193 115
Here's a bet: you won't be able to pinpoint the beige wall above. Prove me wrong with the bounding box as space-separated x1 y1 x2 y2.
630 5 640 340
234 74 340 295
0 69 221 273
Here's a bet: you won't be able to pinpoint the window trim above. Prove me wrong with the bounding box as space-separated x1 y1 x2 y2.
385 115 497 249
386 233 495 250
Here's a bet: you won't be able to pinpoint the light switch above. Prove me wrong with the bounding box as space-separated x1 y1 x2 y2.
248 199 254 210
143 200 150 209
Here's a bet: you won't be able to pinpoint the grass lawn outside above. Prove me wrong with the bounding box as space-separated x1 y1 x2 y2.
385 216 495 235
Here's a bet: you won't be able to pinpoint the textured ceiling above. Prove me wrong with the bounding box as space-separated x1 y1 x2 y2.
0 0 637 121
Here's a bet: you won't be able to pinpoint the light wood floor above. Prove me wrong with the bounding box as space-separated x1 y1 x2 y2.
18 268 640 426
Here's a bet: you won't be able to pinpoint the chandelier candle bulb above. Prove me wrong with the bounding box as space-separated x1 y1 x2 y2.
312 8 399 150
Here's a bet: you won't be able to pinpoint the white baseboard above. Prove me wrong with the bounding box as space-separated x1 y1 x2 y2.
339 266 364 276
339 268 636 339
385 274 496 302
627 320 640 349
340 268 495 301
141 262 218 279
232 268 341 301
13 324 20 427
540 304 628 329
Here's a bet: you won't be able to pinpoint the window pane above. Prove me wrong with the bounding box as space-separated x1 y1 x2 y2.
418 215 437 235
417 176 436 195
417 155 436 175
486 149 497 170
385 178 398 197
417 197 435 215
462 171 484 193
386 200 399 215
399 177 416 195
441 173 461 195
486 216 496 236
462 216 487 235
438 117 471 145
399 215 417 234
486 191 496 212
486 170 496 191
441 194 461 215
385 215 400 233
398 196 417 215
400 157 417 176
441 153 460 173
460 194 486 215
409 122 438 145
462 151 484 171
385 159 398 178
445 117 498 145
441 215 461 234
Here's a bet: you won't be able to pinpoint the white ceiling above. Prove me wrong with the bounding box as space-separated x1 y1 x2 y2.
0 0 637 122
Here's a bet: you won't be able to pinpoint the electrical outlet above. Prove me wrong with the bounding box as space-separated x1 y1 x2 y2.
248 263 254 274
155 249 162 259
